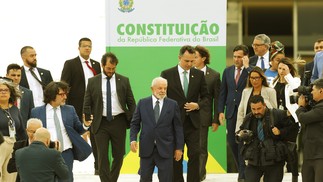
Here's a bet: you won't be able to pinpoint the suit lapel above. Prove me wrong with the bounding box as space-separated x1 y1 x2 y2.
157 98 168 125
39 106 47 128
173 68 185 97
75 57 86 82
229 66 236 87
60 105 67 127
36 68 45 82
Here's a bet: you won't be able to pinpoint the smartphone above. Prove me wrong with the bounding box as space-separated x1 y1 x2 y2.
84 106 91 121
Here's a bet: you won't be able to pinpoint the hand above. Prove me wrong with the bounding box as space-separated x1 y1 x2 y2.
218 113 225 126
211 123 219 132
130 141 138 153
82 114 93 127
184 102 199 112
272 127 281 136
242 56 250 68
298 95 306 107
174 150 183 161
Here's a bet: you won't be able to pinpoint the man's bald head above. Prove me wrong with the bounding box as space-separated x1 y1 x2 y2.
34 128 51 146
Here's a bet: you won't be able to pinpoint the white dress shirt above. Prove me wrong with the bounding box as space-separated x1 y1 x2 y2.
256 51 270 69
101 73 125 117
23 65 44 107
79 55 95 88
46 104 72 151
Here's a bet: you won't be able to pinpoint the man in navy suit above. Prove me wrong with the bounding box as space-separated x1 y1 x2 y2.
31 81 92 182
130 77 184 182
161 45 210 182
19 46 53 107
218 45 252 182
249 34 271 70
6 63 35 128
61 37 101 174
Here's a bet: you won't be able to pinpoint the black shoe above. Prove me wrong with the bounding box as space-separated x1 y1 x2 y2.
200 174 206 181
94 169 99 175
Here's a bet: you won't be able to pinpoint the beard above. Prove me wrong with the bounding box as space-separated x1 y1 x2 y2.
26 59 37 68
254 114 263 119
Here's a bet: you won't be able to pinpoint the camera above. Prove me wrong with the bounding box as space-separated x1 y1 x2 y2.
236 129 254 144
290 85 313 105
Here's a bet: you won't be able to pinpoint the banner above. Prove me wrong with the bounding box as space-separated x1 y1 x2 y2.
106 0 227 174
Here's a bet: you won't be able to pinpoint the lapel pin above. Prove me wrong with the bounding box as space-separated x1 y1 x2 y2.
41 73 43 75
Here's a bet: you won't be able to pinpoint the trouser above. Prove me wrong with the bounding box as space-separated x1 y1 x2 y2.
302 158 323 182
199 125 209 179
140 146 173 182
173 116 200 182
0 137 17 182
95 115 127 182
245 162 284 182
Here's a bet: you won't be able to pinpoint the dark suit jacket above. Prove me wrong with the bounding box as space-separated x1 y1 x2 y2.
83 73 136 133
19 86 35 128
218 65 251 119
249 54 270 70
130 96 184 158
30 105 91 160
0 132 4 145
20 67 53 89
200 66 221 126
61 57 101 120
161 66 210 128
7 140 28 182
296 100 323 160
15 141 69 182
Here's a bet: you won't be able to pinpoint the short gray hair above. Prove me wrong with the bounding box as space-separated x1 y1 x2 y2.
151 77 167 87
254 34 271 48
26 118 43 129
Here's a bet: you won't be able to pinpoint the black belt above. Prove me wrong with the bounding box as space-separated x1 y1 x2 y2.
102 113 125 121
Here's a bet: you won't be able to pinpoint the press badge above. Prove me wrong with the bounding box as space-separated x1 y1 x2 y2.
9 123 16 138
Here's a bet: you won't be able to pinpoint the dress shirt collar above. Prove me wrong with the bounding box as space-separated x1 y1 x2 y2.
177 65 190 75
101 73 115 80
79 55 90 63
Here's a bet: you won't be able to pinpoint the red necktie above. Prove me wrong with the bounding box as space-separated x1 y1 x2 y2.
85 61 97 75
235 68 241 85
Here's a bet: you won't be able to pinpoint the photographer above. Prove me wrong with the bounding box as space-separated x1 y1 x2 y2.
236 95 292 182
296 78 323 182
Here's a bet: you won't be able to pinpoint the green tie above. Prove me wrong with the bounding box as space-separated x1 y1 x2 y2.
183 71 188 97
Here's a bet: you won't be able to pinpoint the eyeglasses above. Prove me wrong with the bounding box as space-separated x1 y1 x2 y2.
252 44 265 48
57 92 67 97
250 77 261 81
0 88 10 93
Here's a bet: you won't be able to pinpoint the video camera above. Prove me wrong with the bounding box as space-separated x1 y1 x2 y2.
290 85 313 105
236 129 254 144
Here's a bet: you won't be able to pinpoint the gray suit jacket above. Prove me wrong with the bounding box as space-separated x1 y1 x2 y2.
83 73 136 133
19 86 34 128
15 141 69 182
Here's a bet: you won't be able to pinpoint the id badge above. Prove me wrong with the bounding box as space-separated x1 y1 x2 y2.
9 125 16 138
279 105 284 110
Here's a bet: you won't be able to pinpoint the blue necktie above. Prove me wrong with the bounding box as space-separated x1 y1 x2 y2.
260 57 265 69
154 100 160 122
183 71 188 97
106 77 113 121
257 119 264 141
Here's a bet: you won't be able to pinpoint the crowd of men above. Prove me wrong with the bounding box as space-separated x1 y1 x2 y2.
1 35 323 182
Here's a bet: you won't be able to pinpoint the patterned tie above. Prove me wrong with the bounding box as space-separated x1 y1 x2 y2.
183 71 189 97
106 77 113 121
235 68 241 85
260 56 265 69
53 108 64 151
154 100 160 122
85 61 97 75
257 119 264 141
